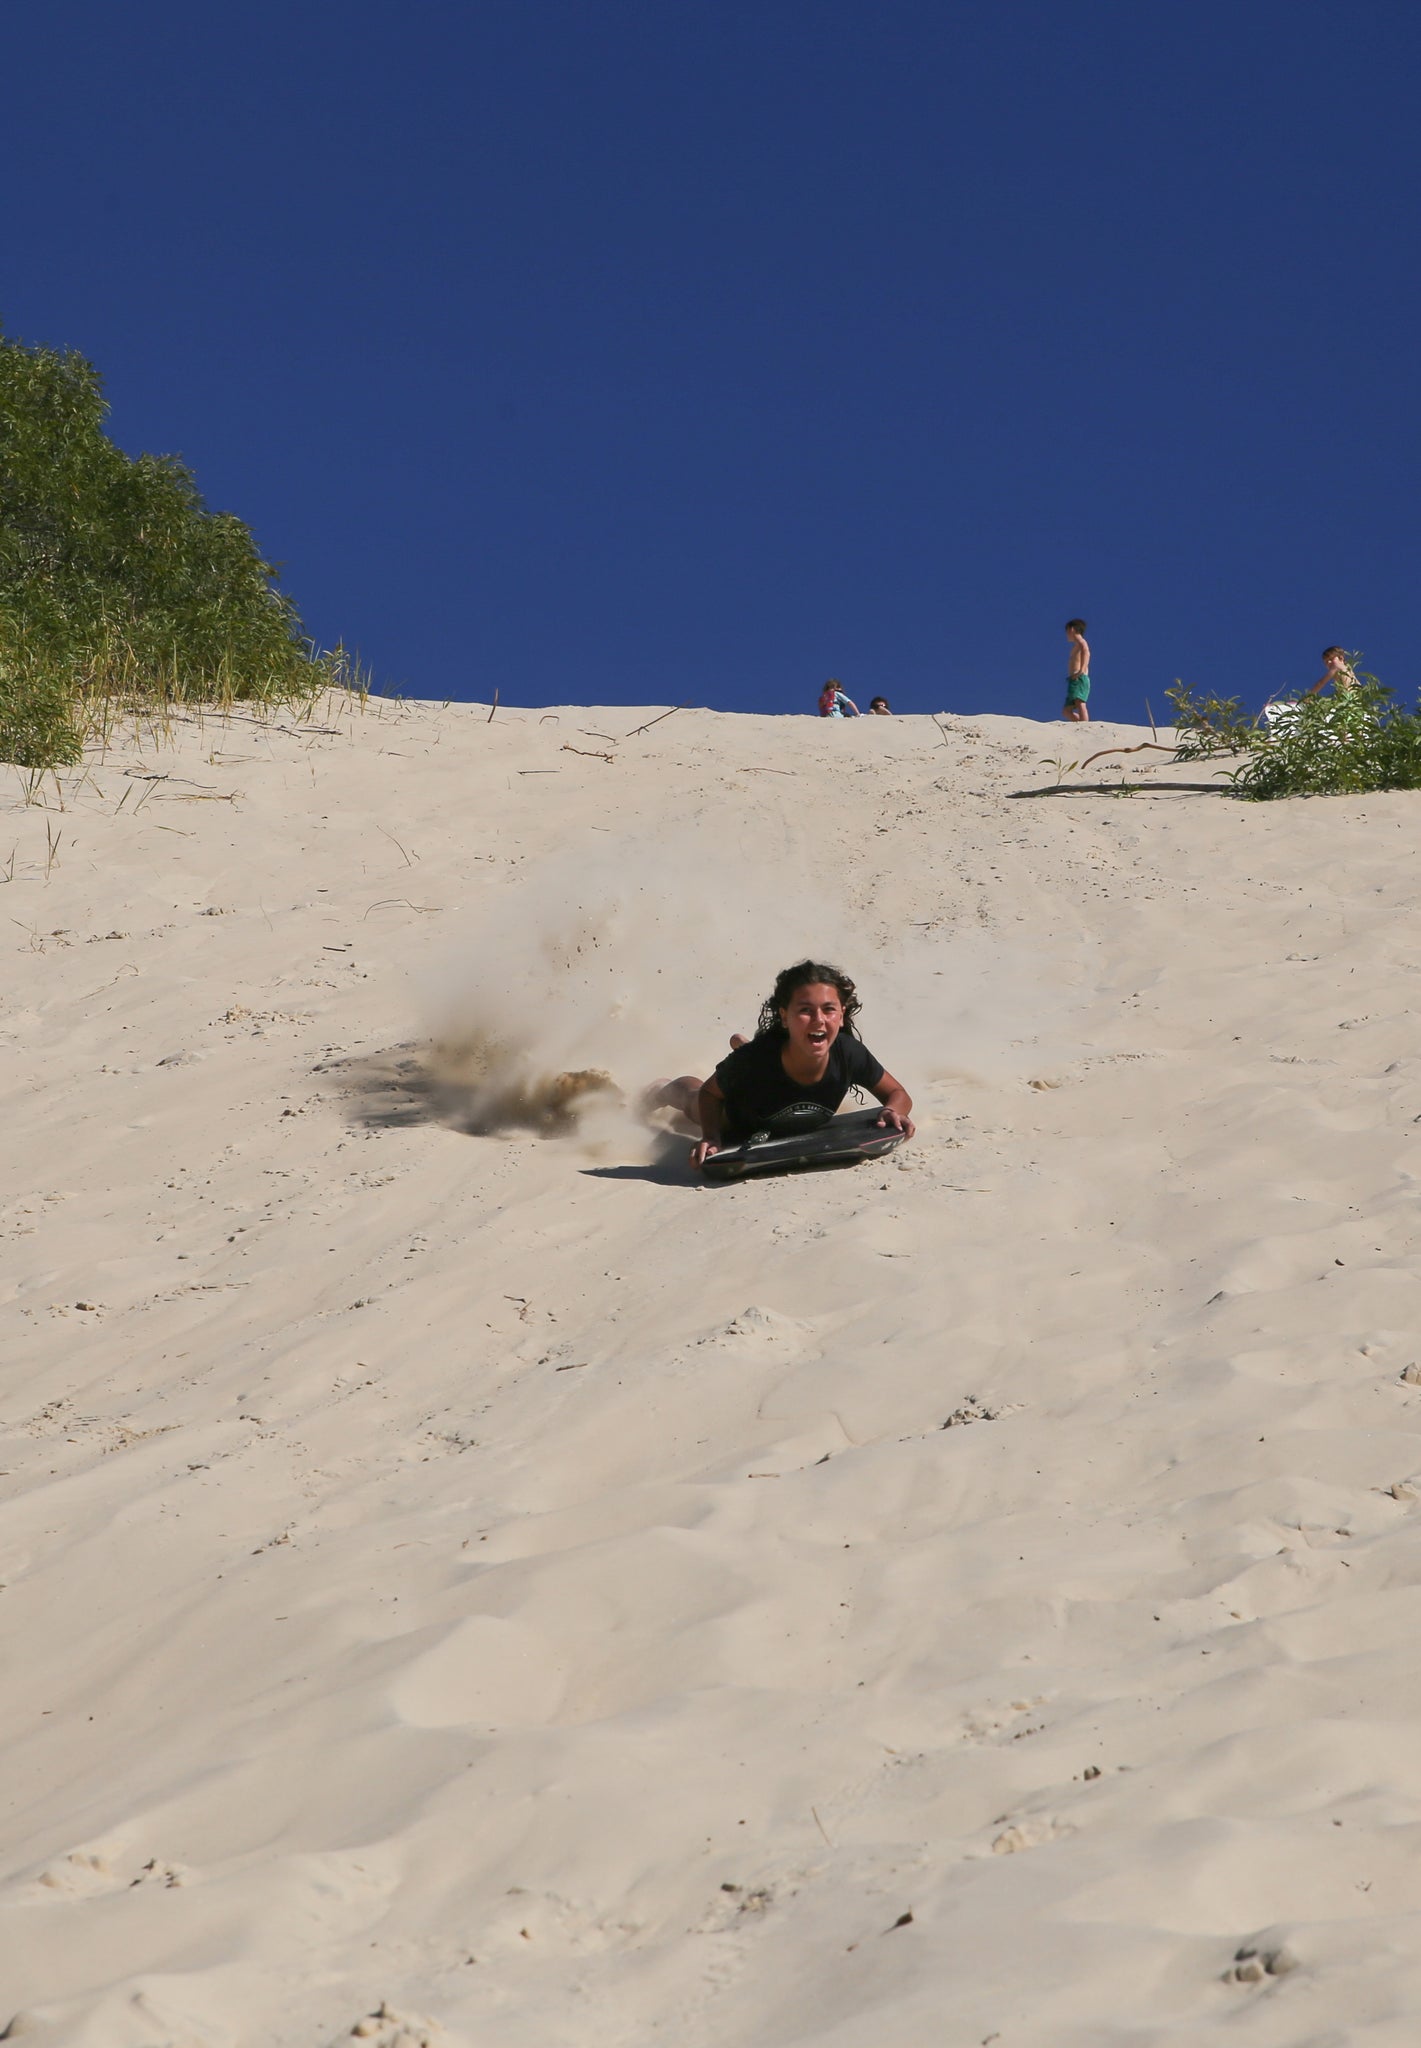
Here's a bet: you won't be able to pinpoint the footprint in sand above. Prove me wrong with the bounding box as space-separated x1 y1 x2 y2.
30 1849 120 1900
990 1816 1070 1855
695 1306 812 1352
343 1999 446 2046
27 1846 186 1901
940 1395 1025 1430
959 1697 1048 1744
5 1985 208 2042
1223 1937 1299 1984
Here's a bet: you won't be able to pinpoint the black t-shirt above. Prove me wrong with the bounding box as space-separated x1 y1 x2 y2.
712 1032 885 1143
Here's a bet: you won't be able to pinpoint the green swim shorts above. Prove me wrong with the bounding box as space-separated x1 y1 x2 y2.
1065 673 1091 703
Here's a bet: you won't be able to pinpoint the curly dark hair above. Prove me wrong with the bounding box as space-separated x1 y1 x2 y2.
754 960 862 1041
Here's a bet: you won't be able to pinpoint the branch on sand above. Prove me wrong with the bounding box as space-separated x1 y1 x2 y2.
624 703 691 739
1076 741 1181 771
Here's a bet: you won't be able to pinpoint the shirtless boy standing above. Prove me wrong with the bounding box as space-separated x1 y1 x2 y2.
1062 619 1091 721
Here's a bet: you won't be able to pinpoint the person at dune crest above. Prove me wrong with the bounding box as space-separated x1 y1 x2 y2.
869 696 892 714
1304 646 1357 697
818 680 860 717
649 960 914 1173
1062 619 1091 721
1265 646 1363 733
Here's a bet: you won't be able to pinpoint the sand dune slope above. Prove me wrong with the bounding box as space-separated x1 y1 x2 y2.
4 697 1421 2045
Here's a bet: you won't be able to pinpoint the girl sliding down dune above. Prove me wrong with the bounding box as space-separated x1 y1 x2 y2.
649 960 914 1173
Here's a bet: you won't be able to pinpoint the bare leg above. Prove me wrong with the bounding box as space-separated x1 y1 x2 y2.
643 1075 705 1125
644 1037 747 1126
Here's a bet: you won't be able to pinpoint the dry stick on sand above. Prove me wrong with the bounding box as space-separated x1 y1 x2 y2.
362 898 442 919
162 711 346 738
624 702 690 739
561 744 615 763
377 824 418 866
931 716 952 748
1077 741 1182 772
487 688 499 724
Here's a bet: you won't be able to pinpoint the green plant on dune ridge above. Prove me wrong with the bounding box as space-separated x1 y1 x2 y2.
0 325 361 767
1165 662 1421 799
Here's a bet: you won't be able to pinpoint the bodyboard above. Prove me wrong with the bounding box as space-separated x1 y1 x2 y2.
703 1106 905 1183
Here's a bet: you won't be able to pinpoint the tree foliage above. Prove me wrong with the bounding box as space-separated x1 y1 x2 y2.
0 325 345 764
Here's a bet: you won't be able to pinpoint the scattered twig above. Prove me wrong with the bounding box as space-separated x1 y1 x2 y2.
377 824 418 866
487 688 499 724
931 716 952 748
1145 697 1157 741
362 898 442 919
1077 741 1179 771
79 962 139 999
561 744 615 763
812 1805 833 1848
518 768 560 774
624 702 690 739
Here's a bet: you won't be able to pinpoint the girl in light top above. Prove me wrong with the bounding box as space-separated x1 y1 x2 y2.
818 680 860 717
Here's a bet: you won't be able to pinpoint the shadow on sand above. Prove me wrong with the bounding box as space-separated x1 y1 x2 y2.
1008 780 1232 800
326 1042 448 1131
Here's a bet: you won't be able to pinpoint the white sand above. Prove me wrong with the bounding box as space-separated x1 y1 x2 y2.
4 695 1421 2046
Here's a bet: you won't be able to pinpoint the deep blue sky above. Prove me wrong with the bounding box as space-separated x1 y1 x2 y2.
7 1 1418 717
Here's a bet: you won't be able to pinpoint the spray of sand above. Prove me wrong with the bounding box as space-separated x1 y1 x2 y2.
417 832 1087 1145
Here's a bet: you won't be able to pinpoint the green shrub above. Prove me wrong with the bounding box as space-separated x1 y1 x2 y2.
1167 663 1421 800
0 324 342 765
0 642 81 768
